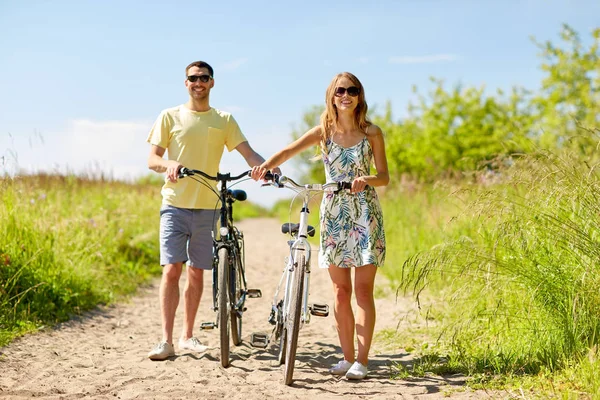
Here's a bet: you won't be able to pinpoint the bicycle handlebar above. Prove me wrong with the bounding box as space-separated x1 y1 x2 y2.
263 173 352 193
178 167 251 182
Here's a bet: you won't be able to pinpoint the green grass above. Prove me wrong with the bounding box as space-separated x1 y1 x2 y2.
6 148 600 397
381 150 600 397
0 173 269 347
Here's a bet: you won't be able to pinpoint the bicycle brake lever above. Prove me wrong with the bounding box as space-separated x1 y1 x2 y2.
178 167 189 179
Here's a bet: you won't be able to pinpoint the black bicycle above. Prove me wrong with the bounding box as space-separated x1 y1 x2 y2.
178 167 262 367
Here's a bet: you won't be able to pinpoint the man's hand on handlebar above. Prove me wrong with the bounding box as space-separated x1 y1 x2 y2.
166 161 183 182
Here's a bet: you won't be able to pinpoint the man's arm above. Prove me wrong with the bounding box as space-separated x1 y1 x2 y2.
148 144 181 182
235 141 265 167
235 141 283 176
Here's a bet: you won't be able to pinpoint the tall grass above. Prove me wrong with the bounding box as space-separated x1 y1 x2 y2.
0 174 268 347
0 174 162 346
392 149 600 393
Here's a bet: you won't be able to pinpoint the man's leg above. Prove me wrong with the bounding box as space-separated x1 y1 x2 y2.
149 204 190 360
182 266 203 340
161 262 183 344
177 209 215 352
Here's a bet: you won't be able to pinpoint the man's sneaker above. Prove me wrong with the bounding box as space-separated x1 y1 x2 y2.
345 361 368 380
178 337 209 353
148 341 175 361
328 359 353 376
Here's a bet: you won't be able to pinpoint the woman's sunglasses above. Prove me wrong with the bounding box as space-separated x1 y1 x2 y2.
187 75 212 83
334 86 360 97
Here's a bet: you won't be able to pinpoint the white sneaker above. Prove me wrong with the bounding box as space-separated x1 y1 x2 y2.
345 361 368 380
328 359 353 375
178 337 209 353
148 341 175 360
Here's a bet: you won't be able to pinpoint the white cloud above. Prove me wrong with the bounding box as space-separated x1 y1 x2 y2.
223 58 248 71
1 119 152 182
0 120 295 207
389 54 460 64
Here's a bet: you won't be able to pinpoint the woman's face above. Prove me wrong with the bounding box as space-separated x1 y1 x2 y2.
332 76 360 112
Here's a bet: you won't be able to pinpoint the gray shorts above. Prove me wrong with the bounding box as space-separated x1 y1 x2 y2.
159 204 217 270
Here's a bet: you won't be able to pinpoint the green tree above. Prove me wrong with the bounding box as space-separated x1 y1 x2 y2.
532 24 600 153
288 24 599 182
377 79 535 180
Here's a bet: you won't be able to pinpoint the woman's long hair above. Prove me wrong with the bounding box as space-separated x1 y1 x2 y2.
319 72 371 154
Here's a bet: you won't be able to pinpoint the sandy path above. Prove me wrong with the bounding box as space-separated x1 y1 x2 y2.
0 218 497 399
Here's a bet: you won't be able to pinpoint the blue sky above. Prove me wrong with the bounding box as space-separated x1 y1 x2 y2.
1 0 598 206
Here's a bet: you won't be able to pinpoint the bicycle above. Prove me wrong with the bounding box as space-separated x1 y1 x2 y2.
178 167 262 368
250 174 351 385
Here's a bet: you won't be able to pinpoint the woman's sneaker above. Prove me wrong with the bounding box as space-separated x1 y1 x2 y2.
328 359 353 375
148 341 175 361
345 361 368 380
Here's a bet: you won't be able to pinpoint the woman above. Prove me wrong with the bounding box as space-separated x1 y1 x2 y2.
252 72 389 380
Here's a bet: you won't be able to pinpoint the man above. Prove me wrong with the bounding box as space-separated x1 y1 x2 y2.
146 60 278 360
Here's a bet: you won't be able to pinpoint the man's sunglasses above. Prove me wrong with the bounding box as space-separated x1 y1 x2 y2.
187 75 212 83
334 86 360 97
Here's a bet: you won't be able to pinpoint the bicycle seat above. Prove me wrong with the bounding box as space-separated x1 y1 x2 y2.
281 223 315 237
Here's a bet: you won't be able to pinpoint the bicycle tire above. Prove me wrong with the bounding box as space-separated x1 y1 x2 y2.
230 246 243 346
277 325 286 365
217 247 230 367
283 254 305 385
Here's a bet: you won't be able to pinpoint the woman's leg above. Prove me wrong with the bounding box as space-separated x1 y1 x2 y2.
328 265 355 362
354 264 377 365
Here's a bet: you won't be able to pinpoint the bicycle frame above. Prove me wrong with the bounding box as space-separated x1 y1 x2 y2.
277 193 313 330
178 167 260 367
261 175 350 384
210 176 248 318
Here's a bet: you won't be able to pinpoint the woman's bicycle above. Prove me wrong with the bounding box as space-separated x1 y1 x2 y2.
178 167 262 368
251 174 351 385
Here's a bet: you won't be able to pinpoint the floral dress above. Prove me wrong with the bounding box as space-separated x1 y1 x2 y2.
318 136 386 269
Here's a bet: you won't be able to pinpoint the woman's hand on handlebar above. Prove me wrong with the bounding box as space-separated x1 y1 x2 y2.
251 165 281 182
351 177 368 193
250 166 268 181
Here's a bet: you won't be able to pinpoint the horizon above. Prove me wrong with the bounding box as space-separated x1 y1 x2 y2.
1 0 599 206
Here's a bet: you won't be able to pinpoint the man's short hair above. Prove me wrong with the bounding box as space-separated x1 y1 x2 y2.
185 61 214 77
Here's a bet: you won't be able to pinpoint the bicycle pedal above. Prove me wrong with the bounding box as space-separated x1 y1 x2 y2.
200 322 216 330
250 333 269 348
309 303 329 317
247 289 262 298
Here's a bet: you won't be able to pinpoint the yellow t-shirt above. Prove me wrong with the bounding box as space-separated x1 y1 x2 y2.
146 105 247 209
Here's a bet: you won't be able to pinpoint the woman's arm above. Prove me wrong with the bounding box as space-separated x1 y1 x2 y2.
351 125 389 192
251 126 321 180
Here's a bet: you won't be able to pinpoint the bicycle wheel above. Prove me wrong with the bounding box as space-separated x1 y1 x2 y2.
276 325 286 365
217 247 230 367
230 246 243 346
283 254 305 385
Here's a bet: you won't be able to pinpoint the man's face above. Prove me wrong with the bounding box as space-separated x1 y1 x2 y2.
185 66 214 100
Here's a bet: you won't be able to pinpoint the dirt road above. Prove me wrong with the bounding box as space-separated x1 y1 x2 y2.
0 218 496 399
